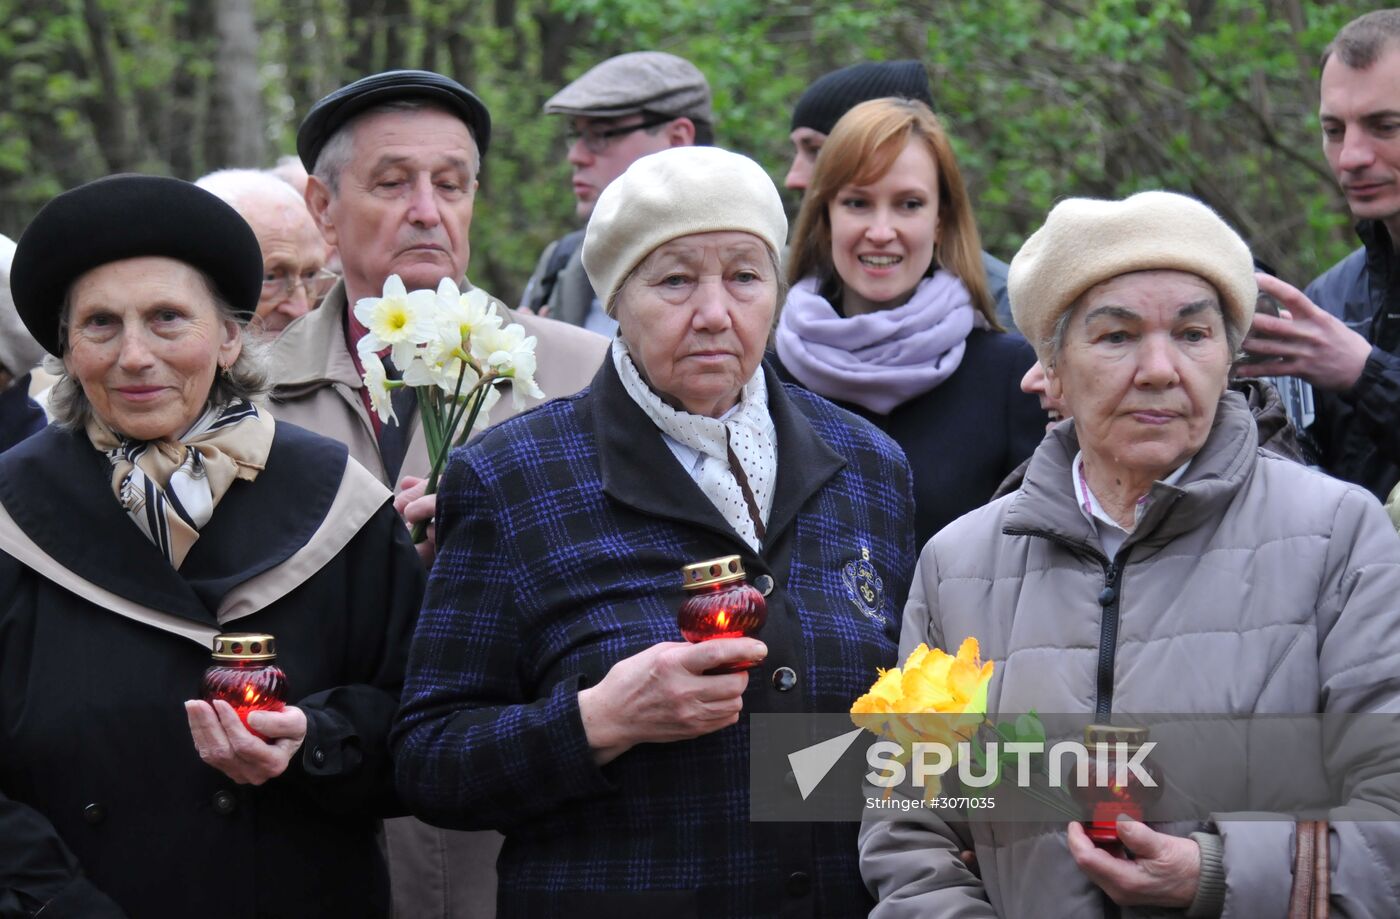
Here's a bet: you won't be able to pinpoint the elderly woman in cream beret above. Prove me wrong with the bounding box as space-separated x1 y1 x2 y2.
859 191 1400 917
393 146 916 914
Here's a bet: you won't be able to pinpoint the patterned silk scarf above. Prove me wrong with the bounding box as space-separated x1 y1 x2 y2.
86 399 275 568
612 339 777 551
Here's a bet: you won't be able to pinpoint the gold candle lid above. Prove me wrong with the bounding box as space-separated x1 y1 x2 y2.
681 555 747 590
1084 724 1150 747
211 632 277 662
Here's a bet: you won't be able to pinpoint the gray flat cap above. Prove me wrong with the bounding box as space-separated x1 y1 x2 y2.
544 51 712 124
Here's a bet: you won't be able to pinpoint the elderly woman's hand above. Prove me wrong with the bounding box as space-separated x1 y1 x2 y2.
185 699 308 785
578 639 767 766
1066 818 1199 908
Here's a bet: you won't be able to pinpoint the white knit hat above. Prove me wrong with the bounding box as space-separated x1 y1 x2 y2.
582 146 788 313
1008 190 1257 361
0 233 45 376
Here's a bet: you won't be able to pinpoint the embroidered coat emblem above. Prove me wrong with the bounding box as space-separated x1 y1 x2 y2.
842 546 885 622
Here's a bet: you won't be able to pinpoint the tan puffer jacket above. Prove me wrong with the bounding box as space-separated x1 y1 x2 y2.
860 392 1400 918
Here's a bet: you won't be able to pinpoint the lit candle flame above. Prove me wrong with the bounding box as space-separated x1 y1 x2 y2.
243 684 260 704
716 610 729 628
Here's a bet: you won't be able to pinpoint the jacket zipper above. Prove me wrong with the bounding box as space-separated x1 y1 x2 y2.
1002 528 1126 718
1094 558 1126 719
1006 528 1126 919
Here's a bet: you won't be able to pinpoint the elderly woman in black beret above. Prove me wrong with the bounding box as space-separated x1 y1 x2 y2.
0 175 423 918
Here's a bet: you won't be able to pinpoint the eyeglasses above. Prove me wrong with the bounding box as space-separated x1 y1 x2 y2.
565 116 674 155
262 267 339 303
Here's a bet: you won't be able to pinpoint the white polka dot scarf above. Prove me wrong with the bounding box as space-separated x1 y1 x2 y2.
612 339 776 551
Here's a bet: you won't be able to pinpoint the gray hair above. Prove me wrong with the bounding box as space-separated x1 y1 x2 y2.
313 99 481 194
196 168 309 215
1042 278 1244 366
45 270 270 432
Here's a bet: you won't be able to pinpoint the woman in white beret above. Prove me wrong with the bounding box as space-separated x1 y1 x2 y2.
774 97 1045 550
859 191 1400 917
392 146 916 916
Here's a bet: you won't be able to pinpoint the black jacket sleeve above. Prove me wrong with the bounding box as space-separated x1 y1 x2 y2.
280 502 425 817
0 792 127 918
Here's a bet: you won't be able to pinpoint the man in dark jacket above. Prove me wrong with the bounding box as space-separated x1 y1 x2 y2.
1240 11 1400 500
519 52 712 334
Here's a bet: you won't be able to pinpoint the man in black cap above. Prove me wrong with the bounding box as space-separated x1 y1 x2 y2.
785 59 1016 328
519 51 713 332
268 70 605 491
267 70 607 919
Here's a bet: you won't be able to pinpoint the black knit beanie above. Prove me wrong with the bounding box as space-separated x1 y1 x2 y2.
790 60 933 135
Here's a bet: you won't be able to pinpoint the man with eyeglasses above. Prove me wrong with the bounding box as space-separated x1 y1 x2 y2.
196 168 336 336
520 51 713 333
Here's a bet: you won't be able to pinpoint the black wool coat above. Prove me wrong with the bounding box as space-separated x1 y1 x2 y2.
772 328 1046 548
0 422 424 919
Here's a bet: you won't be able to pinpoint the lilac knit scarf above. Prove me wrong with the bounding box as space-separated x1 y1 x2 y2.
774 272 978 415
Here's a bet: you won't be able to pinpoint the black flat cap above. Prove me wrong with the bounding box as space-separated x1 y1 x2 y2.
296 70 492 172
10 174 264 356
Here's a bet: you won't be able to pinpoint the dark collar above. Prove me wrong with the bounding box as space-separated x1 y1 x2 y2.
586 356 846 552
0 422 347 624
1358 220 1397 288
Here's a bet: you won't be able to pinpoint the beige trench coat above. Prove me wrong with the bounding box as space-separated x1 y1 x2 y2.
267 282 607 919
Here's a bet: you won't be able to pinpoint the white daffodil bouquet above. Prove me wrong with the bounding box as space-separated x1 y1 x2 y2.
354 274 544 540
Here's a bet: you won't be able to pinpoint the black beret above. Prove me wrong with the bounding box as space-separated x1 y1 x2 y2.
296 70 492 172
10 174 264 356
791 60 934 136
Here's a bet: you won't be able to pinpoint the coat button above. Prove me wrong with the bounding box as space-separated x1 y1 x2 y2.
312 747 327 766
82 803 105 825
786 871 811 897
212 790 237 816
754 574 775 596
772 666 797 692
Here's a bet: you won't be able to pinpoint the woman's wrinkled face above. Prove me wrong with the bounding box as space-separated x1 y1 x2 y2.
64 256 242 441
1047 270 1231 481
615 231 777 418
827 138 939 316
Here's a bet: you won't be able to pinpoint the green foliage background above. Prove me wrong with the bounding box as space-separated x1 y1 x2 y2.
0 0 1373 303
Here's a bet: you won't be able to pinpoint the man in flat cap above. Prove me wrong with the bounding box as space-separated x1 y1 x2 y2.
784 59 1016 329
267 69 607 919
519 51 713 332
269 70 606 490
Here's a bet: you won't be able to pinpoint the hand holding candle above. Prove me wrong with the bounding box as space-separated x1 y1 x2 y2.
201 633 289 738
677 556 767 672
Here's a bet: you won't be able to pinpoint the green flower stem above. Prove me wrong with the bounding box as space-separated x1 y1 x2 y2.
408 361 494 545
408 358 469 543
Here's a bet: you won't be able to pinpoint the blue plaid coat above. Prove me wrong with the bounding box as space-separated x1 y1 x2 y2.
392 359 915 918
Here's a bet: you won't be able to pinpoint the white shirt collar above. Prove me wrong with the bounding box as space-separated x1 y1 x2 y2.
1072 451 1191 559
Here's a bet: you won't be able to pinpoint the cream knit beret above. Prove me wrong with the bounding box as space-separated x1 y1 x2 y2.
582 146 788 313
1008 191 1257 361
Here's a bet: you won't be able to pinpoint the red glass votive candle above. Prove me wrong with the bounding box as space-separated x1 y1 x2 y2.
677 555 767 673
201 632 288 739
1072 724 1163 855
